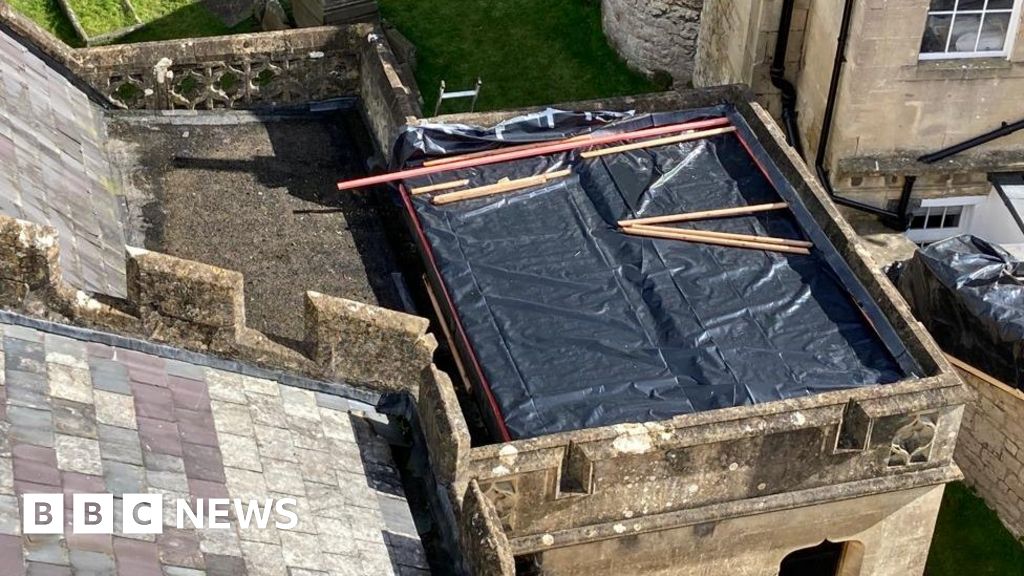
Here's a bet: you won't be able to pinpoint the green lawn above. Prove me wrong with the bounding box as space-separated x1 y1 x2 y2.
9 0 251 44
926 482 1024 576
119 4 253 44
7 0 80 45
65 0 135 38
378 0 658 113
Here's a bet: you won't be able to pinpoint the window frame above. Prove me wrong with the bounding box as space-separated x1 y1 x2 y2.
905 196 984 244
918 0 1024 60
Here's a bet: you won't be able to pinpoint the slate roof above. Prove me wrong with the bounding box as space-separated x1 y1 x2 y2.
0 320 428 575
0 28 127 297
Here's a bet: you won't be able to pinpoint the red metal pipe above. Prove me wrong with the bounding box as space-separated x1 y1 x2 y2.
397 183 513 442
336 117 732 191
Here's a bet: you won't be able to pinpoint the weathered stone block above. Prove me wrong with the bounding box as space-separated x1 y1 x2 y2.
126 247 245 350
0 217 61 293
460 480 515 576
602 0 705 84
304 291 435 392
418 366 471 488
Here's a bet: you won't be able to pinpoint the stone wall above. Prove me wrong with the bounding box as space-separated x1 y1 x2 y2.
601 0 705 85
695 0 1024 203
358 30 420 155
74 25 366 110
953 360 1024 539
693 0 811 123
531 484 946 576
829 0 1024 167
0 214 436 393
417 340 964 575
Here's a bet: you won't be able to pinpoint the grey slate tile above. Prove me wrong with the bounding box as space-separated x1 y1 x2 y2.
204 553 247 576
97 425 143 466
25 561 72 576
51 400 97 440
24 534 67 565
102 461 146 496
68 549 116 576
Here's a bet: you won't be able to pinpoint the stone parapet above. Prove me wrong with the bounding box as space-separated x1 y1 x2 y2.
418 366 472 490
0 214 435 393
358 30 421 155
461 480 517 576
127 247 246 350
74 25 367 110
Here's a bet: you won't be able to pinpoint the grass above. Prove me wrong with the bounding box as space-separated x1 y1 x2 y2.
119 4 253 44
7 0 80 45
926 482 1024 576
9 0 252 45
378 0 657 113
65 0 135 38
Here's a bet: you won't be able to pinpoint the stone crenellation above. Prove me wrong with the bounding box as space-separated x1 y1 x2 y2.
953 365 1024 539
0 214 436 393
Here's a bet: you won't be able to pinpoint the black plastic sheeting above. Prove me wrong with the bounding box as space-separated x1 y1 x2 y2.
892 235 1024 388
395 106 913 441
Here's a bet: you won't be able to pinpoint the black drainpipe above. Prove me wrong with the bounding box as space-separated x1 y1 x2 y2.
918 118 1024 164
814 0 913 227
770 0 804 157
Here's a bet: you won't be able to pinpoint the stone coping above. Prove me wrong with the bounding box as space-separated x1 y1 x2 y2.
0 214 436 394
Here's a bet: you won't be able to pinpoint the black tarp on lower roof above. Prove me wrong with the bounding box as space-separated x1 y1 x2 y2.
893 235 1024 388
395 106 912 441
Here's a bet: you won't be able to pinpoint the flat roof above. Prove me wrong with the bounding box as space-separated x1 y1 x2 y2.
396 106 915 441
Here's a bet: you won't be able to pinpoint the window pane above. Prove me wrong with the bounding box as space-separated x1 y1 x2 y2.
950 14 983 51
943 206 964 228
958 0 986 10
930 0 956 10
921 14 954 52
978 13 1011 50
988 0 1015 8
926 211 945 228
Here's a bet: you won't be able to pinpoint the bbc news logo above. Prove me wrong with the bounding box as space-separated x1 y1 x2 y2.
23 494 298 535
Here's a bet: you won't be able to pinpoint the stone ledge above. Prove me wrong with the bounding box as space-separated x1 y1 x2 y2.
0 214 435 394
418 365 472 489
507 465 962 554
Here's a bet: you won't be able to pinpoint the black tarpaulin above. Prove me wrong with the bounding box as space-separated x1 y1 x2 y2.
893 235 1024 388
395 107 911 441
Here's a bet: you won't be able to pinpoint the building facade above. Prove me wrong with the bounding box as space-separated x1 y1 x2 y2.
608 0 1024 249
